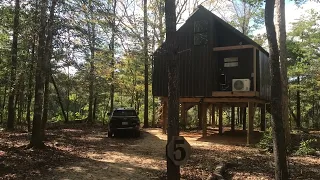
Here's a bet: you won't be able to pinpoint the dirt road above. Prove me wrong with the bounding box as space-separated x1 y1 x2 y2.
46 129 168 180
1 126 319 180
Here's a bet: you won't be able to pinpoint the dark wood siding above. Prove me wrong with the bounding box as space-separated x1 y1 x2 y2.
152 9 214 97
152 6 270 99
259 51 271 100
215 21 250 47
215 49 253 91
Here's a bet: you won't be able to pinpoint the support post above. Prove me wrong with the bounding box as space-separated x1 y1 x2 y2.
253 48 257 92
247 102 254 144
219 106 223 134
202 103 208 137
181 103 186 130
231 106 235 132
242 107 247 131
162 100 168 134
198 104 202 130
237 107 240 125
212 105 215 127
261 104 266 131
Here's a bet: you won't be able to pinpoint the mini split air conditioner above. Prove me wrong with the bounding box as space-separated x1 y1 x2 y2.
232 79 251 91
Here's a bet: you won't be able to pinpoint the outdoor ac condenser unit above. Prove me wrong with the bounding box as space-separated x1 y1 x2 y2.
232 79 251 91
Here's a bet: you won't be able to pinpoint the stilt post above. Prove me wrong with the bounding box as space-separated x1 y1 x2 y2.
247 102 255 144
219 106 223 134
231 106 235 132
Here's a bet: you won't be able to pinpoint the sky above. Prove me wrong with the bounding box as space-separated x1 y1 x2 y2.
285 0 320 29
64 0 320 75
178 0 320 35
253 0 320 35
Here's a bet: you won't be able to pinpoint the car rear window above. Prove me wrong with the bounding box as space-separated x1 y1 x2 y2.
113 110 137 116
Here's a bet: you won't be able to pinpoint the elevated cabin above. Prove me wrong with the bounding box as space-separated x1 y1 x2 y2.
152 6 271 144
153 5 270 99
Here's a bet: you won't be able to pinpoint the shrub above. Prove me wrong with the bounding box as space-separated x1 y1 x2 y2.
258 127 273 150
295 138 317 155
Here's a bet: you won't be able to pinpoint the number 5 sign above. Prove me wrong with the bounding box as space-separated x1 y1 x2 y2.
167 136 191 166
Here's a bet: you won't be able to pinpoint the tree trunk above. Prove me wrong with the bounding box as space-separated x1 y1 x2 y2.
296 76 301 128
51 75 68 123
151 23 156 127
109 0 117 113
165 0 180 179
26 0 38 132
17 73 25 127
265 0 289 179
26 61 34 132
0 85 8 124
275 0 291 146
7 0 20 130
30 0 48 149
66 66 70 121
41 75 50 137
93 96 98 121
143 0 149 128
312 95 315 128
41 0 56 139
158 0 165 44
87 0 95 123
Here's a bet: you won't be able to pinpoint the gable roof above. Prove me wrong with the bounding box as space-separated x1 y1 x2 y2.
155 5 268 56
195 5 268 55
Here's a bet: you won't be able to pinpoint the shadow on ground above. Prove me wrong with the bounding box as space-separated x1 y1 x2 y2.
1 125 319 180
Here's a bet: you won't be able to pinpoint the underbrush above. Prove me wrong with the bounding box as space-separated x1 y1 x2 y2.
294 138 318 155
258 127 319 156
258 127 273 151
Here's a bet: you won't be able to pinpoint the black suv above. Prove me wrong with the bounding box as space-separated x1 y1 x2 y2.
107 108 141 137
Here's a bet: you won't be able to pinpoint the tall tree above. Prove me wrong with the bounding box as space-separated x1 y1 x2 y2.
275 0 291 145
87 0 96 123
143 0 149 128
265 0 288 179
165 0 180 179
109 0 117 113
228 0 264 36
26 0 39 132
287 9 320 129
42 0 57 139
158 0 165 44
30 0 48 148
7 0 20 130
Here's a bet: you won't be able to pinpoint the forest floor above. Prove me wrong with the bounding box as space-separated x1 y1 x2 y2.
0 124 320 180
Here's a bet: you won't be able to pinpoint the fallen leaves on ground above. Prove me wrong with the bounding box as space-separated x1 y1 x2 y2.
0 125 319 180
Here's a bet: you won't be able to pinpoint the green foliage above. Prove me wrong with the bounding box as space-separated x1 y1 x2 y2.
227 0 264 36
258 127 273 150
294 138 317 155
287 9 320 129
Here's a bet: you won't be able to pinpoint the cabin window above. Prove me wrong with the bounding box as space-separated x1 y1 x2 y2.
194 20 208 32
194 20 208 45
224 57 238 67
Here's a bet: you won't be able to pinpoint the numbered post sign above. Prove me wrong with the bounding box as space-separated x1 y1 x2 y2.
166 136 191 166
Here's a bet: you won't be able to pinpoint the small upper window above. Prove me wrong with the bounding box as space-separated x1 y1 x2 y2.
194 20 208 33
194 20 208 45
194 33 208 45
